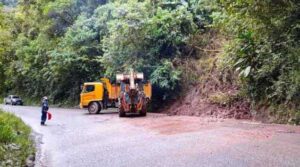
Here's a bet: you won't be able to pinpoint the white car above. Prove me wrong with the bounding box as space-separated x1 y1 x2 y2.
3 95 23 105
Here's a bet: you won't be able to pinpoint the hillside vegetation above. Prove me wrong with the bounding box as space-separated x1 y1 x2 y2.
0 0 299 123
0 110 34 166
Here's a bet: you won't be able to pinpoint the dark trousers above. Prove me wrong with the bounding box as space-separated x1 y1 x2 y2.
41 111 47 124
103 98 108 109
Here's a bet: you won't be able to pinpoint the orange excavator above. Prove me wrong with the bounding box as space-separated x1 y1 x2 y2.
117 70 151 117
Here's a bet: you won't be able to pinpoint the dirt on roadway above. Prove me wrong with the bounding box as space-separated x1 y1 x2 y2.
1 104 300 167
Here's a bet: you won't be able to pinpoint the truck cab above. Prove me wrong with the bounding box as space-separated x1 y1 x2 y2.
80 79 120 114
80 82 104 109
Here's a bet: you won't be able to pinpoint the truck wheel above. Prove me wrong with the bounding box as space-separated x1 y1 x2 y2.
88 102 101 114
140 110 147 116
140 106 147 116
119 108 126 117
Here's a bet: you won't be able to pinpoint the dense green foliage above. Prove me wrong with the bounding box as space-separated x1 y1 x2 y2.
0 0 299 120
0 0 205 105
213 0 300 123
0 110 34 166
216 0 300 104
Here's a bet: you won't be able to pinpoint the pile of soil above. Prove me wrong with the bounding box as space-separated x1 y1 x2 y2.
164 85 251 119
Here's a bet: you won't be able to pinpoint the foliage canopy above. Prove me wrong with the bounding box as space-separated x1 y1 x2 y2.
0 0 299 119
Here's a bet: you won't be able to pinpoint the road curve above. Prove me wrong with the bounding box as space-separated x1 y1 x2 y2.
1 104 300 167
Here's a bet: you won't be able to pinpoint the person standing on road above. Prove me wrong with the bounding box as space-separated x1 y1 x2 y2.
41 96 49 125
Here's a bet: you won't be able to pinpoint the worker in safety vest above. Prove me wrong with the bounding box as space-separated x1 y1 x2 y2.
41 96 49 125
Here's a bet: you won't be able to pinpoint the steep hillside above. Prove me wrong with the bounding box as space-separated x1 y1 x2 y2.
163 32 251 119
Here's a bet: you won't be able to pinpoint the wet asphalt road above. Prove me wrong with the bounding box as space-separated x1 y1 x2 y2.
1 104 300 167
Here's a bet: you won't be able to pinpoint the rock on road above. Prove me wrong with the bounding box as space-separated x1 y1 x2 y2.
1 105 300 167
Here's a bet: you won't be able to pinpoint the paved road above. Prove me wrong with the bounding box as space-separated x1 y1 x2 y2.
1 105 300 167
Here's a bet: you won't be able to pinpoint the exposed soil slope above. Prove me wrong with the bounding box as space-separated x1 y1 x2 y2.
164 32 251 119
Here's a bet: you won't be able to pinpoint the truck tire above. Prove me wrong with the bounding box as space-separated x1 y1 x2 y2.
140 105 147 116
119 108 126 117
140 109 147 116
88 102 101 114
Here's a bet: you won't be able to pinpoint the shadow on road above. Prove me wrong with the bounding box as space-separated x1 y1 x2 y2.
82 111 118 116
123 113 145 118
82 112 146 118
100 112 118 115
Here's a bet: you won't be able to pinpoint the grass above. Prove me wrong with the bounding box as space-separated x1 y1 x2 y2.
208 92 237 106
269 105 300 125
0 109 35 166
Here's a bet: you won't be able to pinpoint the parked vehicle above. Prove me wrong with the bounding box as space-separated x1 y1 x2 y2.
3 95 23 105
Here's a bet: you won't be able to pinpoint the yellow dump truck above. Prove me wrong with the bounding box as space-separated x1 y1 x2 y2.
80 73 151 116
80 78 120 114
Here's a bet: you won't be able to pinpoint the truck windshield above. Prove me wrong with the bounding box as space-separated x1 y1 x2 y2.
83 85 95 93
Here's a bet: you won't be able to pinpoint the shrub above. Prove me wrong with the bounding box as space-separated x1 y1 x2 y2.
0 110 34 166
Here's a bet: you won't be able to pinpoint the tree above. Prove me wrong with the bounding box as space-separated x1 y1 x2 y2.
216 0 300 108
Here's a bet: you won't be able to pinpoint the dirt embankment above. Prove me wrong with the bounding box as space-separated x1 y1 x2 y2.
164 32 252 119
164 79 251 119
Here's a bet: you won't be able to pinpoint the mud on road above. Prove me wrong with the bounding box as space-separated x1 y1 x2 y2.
1 104 300 167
